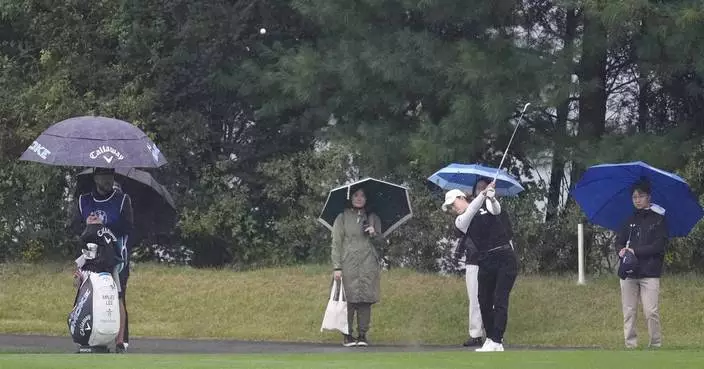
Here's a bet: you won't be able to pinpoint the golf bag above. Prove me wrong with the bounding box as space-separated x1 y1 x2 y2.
67 225 122 347
68 272 121 347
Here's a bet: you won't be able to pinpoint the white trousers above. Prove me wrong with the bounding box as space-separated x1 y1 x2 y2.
465 264 484 338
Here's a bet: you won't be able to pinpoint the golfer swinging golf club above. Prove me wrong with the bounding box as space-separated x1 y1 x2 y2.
443 103 529 352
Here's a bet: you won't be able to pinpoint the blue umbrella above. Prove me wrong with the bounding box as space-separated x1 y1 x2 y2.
427 163 525 196
19 116 167 168
571 161 704 237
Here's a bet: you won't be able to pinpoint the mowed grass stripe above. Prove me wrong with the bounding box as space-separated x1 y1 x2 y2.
2 351 704 369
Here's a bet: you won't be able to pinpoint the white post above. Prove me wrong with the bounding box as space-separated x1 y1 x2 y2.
577 223 585 285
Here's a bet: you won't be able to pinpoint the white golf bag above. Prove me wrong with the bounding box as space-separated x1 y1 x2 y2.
67 271 121 347
67 225 124 349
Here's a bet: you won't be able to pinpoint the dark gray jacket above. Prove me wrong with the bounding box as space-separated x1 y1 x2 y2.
615 209 668 278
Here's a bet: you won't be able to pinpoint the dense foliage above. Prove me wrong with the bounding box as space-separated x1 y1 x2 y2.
2 0 704 274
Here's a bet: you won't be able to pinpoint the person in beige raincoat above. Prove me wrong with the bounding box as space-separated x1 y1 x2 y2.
331 187 385 347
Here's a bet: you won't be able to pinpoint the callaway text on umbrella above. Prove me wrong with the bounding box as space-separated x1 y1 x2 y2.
19 116 167 168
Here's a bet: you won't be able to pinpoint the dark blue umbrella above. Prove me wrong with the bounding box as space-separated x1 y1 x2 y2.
19 116 167 168
427 163 525 196
571 161 704 237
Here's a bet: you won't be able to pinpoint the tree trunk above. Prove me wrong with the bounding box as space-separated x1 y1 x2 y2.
637 19 649 133
570 5 608 187
546 7 577 221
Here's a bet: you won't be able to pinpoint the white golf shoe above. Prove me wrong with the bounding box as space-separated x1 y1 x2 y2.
475 338 504 352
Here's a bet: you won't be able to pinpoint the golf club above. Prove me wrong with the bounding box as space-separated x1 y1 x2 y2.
493 102 531 182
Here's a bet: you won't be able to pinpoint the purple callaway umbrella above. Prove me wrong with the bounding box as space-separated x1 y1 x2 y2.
19 116 167 168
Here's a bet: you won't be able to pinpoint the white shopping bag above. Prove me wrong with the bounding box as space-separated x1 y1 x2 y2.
320 279 349 335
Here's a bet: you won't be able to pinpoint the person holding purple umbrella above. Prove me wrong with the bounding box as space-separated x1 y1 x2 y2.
69 167 134 353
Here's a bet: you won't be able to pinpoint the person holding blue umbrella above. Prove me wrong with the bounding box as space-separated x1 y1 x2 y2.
614 179 667 349
572 161 704 349
431 164 522 348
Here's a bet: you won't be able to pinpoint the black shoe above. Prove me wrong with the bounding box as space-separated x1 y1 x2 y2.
356 334 368 347
115 342 128 353
343 334 357 347
463 337 484 347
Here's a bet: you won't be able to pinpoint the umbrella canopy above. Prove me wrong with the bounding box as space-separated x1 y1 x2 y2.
318 178 412 237
19 116 167 168
571 161 704 237
428 163 525 196
76 167 177 240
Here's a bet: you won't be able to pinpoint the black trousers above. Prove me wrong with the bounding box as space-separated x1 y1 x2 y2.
347 302 372 336
119 266 129 343
478 249 518 343
122 295 129 344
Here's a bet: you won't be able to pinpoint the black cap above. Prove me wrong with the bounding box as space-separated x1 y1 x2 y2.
94 167 115 175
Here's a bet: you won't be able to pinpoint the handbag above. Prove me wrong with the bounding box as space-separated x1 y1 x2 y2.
618 225 639 280
320 279 349 335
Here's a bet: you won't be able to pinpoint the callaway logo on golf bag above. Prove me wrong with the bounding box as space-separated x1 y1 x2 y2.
80 225 121 274
67 225 122 347
67 272 120 347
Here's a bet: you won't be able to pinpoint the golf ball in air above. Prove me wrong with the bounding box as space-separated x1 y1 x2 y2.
260 28 266 34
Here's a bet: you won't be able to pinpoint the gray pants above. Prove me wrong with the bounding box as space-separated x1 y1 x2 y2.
620 277 662 348
347 302 372 336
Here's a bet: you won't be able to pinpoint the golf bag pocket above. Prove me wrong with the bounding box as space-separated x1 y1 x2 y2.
67 271 120 346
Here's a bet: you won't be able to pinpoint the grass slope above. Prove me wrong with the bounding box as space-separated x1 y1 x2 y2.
1 263 704 348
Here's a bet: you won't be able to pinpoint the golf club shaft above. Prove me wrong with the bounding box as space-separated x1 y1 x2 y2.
494 103 530 182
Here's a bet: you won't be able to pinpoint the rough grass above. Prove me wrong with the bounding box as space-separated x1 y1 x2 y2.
1 263 704 348
2 351 704 369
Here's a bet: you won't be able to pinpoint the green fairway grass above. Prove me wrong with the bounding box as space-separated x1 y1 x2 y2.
2 351 704 369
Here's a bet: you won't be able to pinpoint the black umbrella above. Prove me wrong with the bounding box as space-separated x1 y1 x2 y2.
318 178 413 237
75 167 177 241
19 116 168 168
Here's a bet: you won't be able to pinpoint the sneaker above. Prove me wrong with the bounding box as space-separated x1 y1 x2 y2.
356 334 368 347
343 334 357 347
463 337 484 347
475 338 503 352
116 342 128 353
77 346 110 354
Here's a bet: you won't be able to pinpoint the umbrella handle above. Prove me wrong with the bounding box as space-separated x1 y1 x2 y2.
625 224 635 249
494 103 530 182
